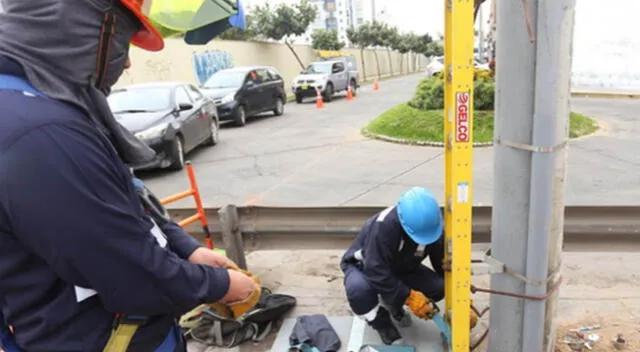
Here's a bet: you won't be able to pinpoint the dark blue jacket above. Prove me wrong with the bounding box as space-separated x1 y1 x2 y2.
340 206 445 308
0 56 230 351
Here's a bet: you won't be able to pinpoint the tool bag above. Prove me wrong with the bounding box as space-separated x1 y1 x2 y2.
180 288 296 348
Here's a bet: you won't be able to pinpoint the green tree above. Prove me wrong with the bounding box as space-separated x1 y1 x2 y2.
391 32 412 74
380 24 401 76
218 15 257 41
425 40 444 57
251 0 318 69
346 24 375 81
310 29 345 51
367 21 390 79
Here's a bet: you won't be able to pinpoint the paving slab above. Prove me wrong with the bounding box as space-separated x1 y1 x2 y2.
270 316 445 352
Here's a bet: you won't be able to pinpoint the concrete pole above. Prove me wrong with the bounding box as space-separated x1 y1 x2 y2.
489 0 576 350
522 1 576 351
487 0 538 350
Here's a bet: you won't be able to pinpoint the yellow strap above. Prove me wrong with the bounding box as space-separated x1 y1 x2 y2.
102 323 140 352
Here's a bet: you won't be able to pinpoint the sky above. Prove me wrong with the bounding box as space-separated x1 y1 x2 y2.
382 0 447 36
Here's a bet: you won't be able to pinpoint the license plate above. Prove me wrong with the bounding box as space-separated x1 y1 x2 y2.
301 84 308 90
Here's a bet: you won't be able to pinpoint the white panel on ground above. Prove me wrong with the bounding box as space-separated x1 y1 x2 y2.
270 316 445 351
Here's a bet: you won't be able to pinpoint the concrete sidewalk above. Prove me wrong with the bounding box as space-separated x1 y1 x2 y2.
187 249 640 352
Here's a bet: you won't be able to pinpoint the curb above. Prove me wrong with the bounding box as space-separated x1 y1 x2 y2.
571 91 640 99
361 128 494 148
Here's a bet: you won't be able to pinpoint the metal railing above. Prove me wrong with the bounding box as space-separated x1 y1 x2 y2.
166 205 640 267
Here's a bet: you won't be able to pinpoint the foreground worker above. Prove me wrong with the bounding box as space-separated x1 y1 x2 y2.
0 1 259 351
340 187 478 345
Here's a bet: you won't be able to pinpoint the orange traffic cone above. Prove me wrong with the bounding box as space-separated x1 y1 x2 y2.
346 84 354 100
373 79 380 91
315 88 324 109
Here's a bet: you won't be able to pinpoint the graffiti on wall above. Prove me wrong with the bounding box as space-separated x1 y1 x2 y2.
192 50 234 85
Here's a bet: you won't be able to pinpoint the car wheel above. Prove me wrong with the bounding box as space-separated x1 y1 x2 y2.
234 105 247 127
273 97 285 116
169 136 185 170
349 79 357 97
206 118 219 146
295 94 303 104
323 83 334 102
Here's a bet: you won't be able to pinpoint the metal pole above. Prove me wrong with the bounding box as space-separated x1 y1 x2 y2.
522 1 576 351
371 0 376 21
487 0 538 350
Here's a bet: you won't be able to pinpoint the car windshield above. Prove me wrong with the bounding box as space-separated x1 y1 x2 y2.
303 62 333 74
203 71 247 89
107 87 172 113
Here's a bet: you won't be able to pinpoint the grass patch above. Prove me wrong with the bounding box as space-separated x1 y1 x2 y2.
569 111 599 138
364 103 598 144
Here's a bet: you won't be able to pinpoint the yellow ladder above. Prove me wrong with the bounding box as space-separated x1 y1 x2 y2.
443 0 475 350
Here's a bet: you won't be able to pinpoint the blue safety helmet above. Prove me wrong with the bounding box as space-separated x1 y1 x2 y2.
396 187 443 245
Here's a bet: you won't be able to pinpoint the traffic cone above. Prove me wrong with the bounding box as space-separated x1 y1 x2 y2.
315 88 324 109
346 84 354 100
373 79 380 91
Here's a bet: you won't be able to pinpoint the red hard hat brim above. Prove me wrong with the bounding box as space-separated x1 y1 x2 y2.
120 0 165 51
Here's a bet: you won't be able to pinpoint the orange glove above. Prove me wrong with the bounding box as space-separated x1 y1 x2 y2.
404 290 436 319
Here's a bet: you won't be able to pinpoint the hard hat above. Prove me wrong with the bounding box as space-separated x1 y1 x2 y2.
396 187 443 245
119 0 246 51
119 0 165 51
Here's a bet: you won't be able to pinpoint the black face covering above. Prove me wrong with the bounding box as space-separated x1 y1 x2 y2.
0 0 156 165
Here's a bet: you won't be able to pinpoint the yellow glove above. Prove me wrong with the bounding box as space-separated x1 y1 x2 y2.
227 283 261 318
225 259 240 270
404 290 436 319
469 301 478 329
207 268 262 319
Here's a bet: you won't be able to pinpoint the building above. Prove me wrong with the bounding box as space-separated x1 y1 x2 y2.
243 0 379 46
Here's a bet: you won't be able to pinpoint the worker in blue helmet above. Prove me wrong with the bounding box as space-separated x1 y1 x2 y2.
339 186 478 345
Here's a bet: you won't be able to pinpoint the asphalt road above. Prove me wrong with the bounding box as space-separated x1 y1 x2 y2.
138 74 640 207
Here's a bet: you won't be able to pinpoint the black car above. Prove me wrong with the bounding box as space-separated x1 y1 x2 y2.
107 81 220 171
199 66 286 127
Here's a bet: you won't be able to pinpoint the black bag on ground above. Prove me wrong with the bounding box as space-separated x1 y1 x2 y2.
289 314 341 352
180 287 297 348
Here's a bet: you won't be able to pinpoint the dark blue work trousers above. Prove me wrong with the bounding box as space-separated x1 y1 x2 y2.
343 264 445 315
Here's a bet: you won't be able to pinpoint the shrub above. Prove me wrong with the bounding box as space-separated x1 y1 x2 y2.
409 69 495 111
408 78 445 110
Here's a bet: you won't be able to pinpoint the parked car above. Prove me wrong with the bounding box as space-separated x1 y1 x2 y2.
107 81 220 171
426 55 490 77
425 56 445 77
290 56 360 103
199 66 287 127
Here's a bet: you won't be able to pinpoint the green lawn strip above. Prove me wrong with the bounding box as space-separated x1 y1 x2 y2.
364 103 598 144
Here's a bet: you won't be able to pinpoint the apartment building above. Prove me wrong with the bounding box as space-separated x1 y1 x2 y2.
243 0 376 45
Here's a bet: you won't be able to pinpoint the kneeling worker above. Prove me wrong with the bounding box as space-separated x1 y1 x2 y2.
340 187 478 344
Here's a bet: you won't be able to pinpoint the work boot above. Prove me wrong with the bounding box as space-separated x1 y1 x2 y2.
390 306 412 328
368 307 403 345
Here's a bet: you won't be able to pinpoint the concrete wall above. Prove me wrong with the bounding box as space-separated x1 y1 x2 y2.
117 38 427 93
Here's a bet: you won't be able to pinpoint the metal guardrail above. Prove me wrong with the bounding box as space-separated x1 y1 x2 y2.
168 205 640 245
167 205 640 268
